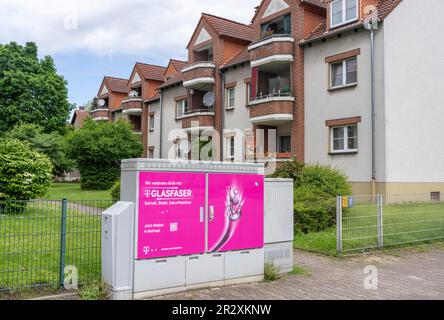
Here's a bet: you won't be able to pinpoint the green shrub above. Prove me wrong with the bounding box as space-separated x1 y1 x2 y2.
269 159 352 234
67 119 143 190
0 139 53 204
264 263 281 282
110 180 120 202
294 186 337 233
297 164 351 197
78 281 109 300
268 157 304 183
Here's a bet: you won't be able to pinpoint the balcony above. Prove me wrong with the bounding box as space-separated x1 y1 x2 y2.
179 107 215 131
248 35 294 68
121 97 143 115
182 62 216 91
248 92 294 126
90 108 109 121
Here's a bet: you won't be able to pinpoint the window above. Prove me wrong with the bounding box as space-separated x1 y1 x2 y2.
331 124 358 153
226 87 235 109
279 136 291 153
431 192 441 202
148 148 154 159
246 82 251 104
176 100 188 118
331 57 357 88
149 114 155 131
260 14 291 39
227 136 235 162
331 0 358 28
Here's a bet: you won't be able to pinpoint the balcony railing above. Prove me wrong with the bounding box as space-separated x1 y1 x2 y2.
249 90 293 102
250 34 292 46
182 61 215 73
177 106 214 119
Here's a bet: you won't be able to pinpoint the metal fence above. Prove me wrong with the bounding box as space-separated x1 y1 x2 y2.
337 194 444 254
0 199 114 293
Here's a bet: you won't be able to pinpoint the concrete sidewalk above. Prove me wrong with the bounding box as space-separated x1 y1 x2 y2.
154 246 444 300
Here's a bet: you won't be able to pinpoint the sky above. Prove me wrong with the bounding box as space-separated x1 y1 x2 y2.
0 0 260 107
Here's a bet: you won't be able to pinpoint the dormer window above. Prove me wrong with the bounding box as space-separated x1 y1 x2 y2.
331 0 358 28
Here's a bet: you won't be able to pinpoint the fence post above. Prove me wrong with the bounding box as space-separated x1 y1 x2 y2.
59 198 68 289
377 194 384 248
336 196 343 254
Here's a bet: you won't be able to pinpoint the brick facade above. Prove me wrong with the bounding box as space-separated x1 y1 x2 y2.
249 41 294 61
249 100 294 118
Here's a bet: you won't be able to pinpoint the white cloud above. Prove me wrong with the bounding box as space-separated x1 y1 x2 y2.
0 0 260 58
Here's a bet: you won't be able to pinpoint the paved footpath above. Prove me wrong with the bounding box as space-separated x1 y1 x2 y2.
154 247 444 300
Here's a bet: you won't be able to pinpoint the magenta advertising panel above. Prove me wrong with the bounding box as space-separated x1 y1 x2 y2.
137 172 206 260
207 174 264 253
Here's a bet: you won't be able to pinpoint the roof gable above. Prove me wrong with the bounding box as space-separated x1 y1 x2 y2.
263 0 290 19
187 13 253 49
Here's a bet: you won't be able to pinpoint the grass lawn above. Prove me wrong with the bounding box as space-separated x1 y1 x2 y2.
43 183 112 202
0 202 101 293
294 201 444 256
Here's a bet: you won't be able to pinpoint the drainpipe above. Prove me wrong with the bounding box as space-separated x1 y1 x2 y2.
367 21 377 197
159 90 163 158
219 69 226 161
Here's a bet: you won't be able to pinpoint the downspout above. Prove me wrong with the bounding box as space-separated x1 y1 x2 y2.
219 69 226 162
368 23 377 197
159 90 163 158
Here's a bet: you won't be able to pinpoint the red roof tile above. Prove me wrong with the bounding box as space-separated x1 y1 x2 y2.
103 77 129 94
70 108 90 127
159 72 184 89
220 48 250 69
146 92 161 103
136 63 167 82
170 59 188 72
202 13 253 42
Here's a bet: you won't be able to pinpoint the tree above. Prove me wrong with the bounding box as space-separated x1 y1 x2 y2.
0 42 73 134
67 119 143 190
0 139 53 202
84 97 99 112
4 123 74 177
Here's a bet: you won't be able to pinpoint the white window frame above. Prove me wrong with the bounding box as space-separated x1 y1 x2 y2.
330 57 358 89
225 136 236 162
330 124 358 153
176 100 188 119
226 87 236 110
330 0 359 28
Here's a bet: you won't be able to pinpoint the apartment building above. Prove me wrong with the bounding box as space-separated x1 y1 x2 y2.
91 64 166 157
91 0 444 197
302 0 444 197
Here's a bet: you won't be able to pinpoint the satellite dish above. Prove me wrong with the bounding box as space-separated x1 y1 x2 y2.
129 90 139 98
98 99 106 107
203 91 215 107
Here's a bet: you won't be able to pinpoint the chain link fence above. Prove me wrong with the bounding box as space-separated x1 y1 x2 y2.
337 194 444 254
0 199 114 294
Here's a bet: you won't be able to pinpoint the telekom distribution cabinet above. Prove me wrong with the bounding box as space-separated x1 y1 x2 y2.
103 159 267 299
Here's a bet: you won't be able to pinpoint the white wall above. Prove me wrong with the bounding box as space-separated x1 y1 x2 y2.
223 64 254 161
160 85 187 159
304 28 386 182
147 100 161 158
383 0 444 183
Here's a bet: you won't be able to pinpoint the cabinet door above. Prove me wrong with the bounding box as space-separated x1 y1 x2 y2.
137 172 206 260
207 173 264 253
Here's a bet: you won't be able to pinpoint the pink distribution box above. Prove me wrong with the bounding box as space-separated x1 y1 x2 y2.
137 171 264 260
